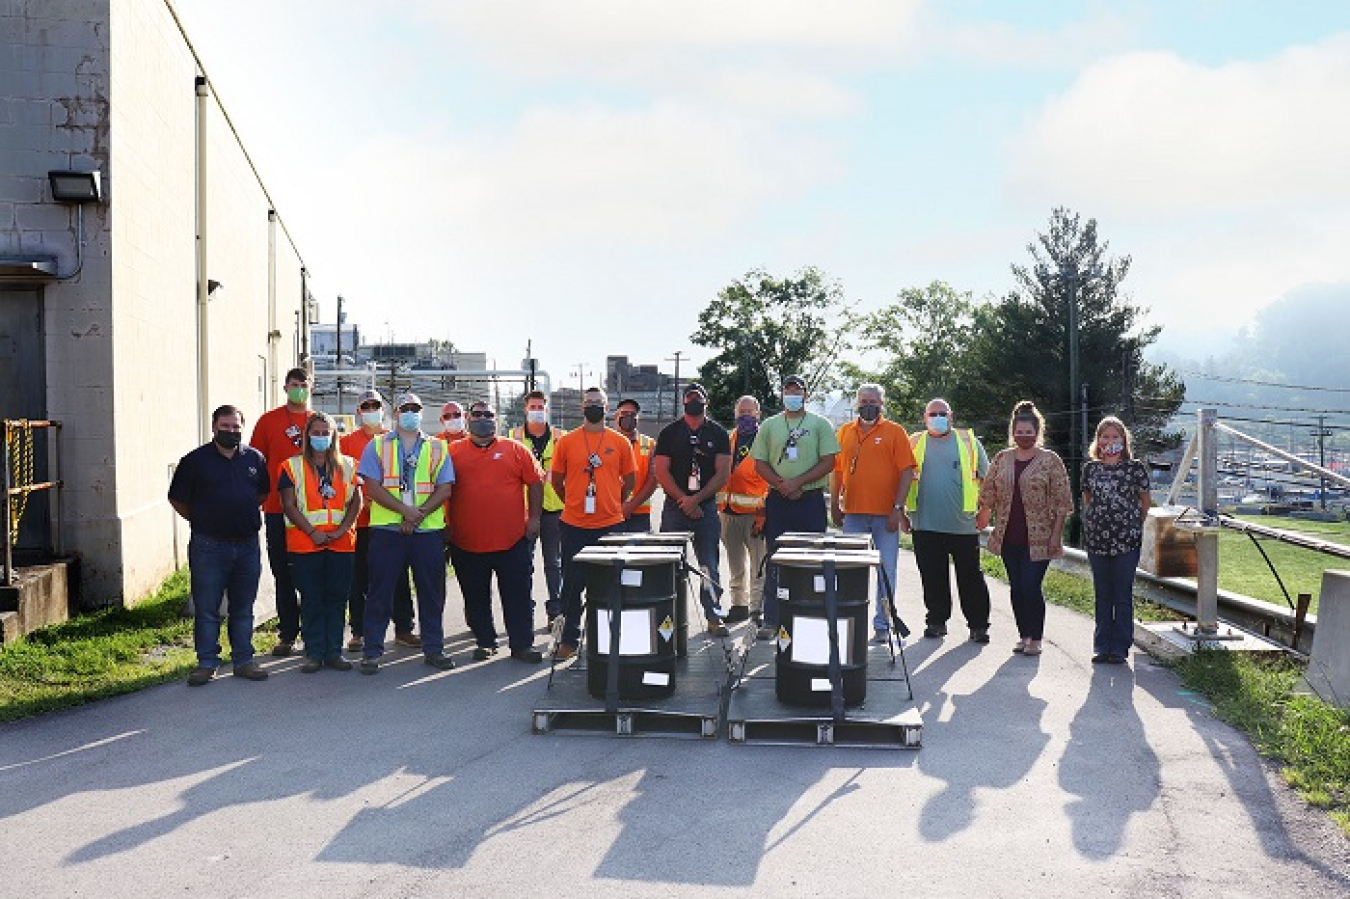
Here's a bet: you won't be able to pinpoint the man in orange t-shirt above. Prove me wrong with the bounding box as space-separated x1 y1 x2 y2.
339 388 417 651
830 382 917 642
438 401 468 443
549 386 636 659
445 401 545 663
249 366 310 654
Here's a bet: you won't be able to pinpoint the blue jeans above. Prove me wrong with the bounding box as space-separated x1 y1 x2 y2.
347 527 415 637
842 513 900 631
1001 543 1050 640
450 537 535 652
290 550 354 661
364 528 447 659
760 489 828 627
660 497 725 622
188 533 262 670
530 510 564 618
264 512 301 642
558 520 625 647
1089 549 1141 656
616 512 652 534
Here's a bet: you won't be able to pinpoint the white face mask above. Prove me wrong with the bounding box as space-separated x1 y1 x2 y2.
360 410 383 428
443 417 465 434
526 410 547 425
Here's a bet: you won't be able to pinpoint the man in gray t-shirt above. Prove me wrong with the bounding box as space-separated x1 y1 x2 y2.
901 398 992 642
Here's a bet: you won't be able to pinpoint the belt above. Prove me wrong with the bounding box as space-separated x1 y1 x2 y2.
195 532 257 544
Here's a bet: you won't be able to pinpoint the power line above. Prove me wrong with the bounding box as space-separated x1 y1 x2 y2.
1177 369 1350 393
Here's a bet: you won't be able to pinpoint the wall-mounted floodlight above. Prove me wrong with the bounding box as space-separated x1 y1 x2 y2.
48 170 102 204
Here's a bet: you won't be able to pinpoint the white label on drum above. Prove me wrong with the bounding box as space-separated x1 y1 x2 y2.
620 568 643 587
642 671 670 686
814 575 827 592
777 587 789 599
811 678 831 692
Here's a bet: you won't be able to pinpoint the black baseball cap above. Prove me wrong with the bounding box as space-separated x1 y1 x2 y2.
782 374 807 389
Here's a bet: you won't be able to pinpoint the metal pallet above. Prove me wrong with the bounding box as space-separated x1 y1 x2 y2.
531 638 729 739
726 637 922 749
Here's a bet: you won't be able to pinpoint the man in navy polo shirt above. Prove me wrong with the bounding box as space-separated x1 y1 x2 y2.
169 404 271 686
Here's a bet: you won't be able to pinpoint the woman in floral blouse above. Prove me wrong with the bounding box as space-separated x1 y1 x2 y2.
978 401 1073 656
1081 416 1152 665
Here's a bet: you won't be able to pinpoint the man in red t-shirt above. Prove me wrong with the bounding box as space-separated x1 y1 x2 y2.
339 388 418 651
445 401 545 663
249 366 310 654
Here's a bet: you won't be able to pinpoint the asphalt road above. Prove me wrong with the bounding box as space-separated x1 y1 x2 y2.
3 544 1349 897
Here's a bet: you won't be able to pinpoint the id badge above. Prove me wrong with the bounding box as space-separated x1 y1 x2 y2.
584 495 597 515
786 446 799 462
687 472 700 492
401 489 415 507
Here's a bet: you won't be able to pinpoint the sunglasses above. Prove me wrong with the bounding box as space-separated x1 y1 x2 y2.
358 403 381 411
470 410 495 419
441 412 463 419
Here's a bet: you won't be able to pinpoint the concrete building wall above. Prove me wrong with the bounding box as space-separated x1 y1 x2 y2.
2 0 310 606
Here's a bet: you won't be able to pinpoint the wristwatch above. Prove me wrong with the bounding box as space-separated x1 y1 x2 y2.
892 503 903 510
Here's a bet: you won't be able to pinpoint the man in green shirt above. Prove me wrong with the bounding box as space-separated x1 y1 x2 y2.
750 374 840 639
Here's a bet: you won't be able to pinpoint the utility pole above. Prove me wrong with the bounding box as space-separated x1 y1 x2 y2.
524 339 536 393
1314 415 1331 510
336 294 345 415
1121 348 1135 425
666 351 685 420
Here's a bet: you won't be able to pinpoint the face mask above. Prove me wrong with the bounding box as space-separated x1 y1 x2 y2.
468 419 496 439
214 430 241 450
783 394 804 412
526 410 547 425
286 386 309 405
1100 440 1124 456
927 414 950 435
583 405 605 424
443 418 465 434
736 414 759 432
1014 435 1037 450
683 399 706 417
398 410 422 431
309 435 332 453
360 410 383 428
616 413 637 432
858 404 880 422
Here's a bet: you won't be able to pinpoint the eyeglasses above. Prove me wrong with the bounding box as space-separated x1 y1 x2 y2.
441 412 463 419
469 410 495 419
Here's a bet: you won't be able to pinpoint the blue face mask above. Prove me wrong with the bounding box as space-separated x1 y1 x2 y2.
783 394 804 412
309 435 332 453
927 414 950 435
398 410 422 432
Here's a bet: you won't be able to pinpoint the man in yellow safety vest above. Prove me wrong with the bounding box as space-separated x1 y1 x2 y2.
510 389 566 621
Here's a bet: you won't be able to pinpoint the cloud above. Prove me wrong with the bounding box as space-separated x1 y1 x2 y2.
1005 33 1350 215
918 9 1139 70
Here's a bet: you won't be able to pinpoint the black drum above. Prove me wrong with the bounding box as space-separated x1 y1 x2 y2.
770 550 876 708
577 548 682 701
599 532 692 657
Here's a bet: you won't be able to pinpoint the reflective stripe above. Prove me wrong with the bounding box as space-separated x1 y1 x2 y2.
716 490 766 511
510 425 566 512
368 435 448 529
283 455 358 552
907 430 980 513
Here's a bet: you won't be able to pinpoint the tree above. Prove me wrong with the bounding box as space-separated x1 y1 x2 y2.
691 267 854 418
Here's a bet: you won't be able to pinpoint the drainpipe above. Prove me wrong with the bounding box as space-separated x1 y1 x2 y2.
267 209 278 406
195 75 210 444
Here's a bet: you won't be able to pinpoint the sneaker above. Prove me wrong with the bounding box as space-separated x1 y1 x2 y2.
554 643 578 662
1023 640 1043 656
472 646 498 662
300 658 323 674
424 654 456 671
345 635 363 652
969 627 990 644
511 648 544 664
724 605 750 623
186 666 215 687
359 659 379 675
1105 653 1128 665
270 641 296 657
707 619 730 638
326 657 353 671
394 631 421 648
871 628 889 645
923 624 947 639
233 662 269 681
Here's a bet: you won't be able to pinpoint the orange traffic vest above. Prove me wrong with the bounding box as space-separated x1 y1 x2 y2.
284 455 358 553
718 430 768 514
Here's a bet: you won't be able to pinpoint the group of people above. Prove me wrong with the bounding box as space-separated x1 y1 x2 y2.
168 366 1153 686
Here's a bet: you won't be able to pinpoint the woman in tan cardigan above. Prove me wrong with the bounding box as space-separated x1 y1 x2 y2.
976 401 1073 656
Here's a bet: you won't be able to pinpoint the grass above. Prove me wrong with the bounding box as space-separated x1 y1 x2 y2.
0 568 276 723
1215 514 1350 614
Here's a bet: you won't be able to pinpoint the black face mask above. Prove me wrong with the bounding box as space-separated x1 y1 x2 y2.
616 413 637 432
468 419 496 439
583 405 605 424
858 404 880 422
214 430 242 450
683 399 706 417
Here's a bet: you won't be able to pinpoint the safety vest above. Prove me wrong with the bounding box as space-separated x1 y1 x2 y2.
510 424 566 512
283 455 358 553
907 429 980 513
718 431 768 513
368 434 449 530
628 432 656 514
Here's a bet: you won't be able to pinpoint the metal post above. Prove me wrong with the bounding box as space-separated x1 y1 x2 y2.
1195 407 1220 636
3 421 13 586
1316 415 1328 510
52 422 63 557
336 294 345 416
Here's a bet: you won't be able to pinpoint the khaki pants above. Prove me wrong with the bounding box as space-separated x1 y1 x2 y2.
719 510 766 617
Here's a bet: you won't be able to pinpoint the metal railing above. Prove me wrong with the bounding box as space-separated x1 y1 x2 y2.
3 419 63 585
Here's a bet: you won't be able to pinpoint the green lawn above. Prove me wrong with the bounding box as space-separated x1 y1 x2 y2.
0 569 275 723
1216 514 1350 613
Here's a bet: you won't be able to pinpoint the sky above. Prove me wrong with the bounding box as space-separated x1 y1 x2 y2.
172 0 1350 387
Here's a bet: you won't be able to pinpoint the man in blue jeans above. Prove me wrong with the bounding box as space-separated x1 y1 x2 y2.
652 383 733 636
168 404 271 686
